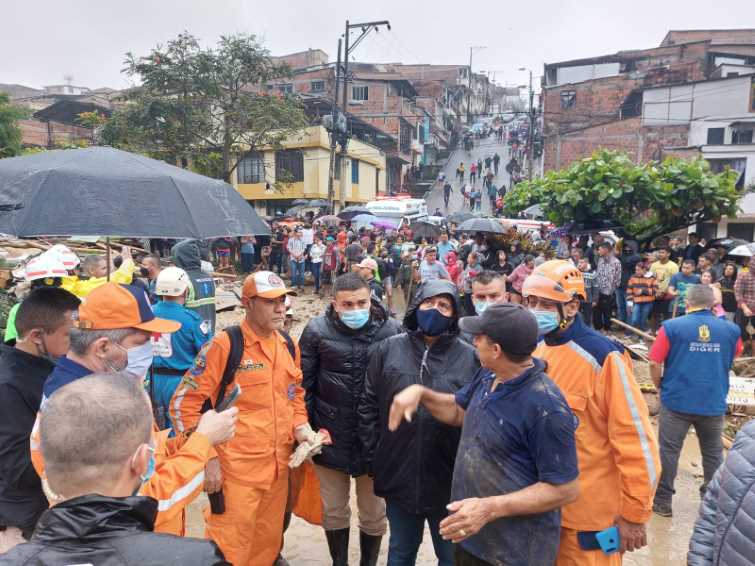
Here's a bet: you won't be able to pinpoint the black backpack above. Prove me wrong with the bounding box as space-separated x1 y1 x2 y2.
201 325 296 412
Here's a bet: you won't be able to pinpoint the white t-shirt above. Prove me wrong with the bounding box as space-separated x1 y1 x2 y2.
309 243 325 263
301 228 314 245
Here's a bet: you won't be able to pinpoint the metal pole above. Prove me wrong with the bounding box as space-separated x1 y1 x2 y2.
467 47 473 124
339 20 350 210
106 237 111 281
327 38 342 213
527 70 535 181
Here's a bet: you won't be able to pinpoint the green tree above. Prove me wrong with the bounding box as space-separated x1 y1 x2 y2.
106 32 309 182
0 92 30 158
505 150 741 243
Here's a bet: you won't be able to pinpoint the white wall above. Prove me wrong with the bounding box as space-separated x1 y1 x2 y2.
555 62 620 86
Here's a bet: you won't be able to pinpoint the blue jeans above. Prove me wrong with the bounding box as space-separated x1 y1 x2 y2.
311 262 322 292
631 301 653 331
616 288 628 322
151 373 182 431
290 260 305 287
385 500 454 566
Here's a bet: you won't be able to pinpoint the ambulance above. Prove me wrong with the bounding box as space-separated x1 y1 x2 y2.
365 196 428 229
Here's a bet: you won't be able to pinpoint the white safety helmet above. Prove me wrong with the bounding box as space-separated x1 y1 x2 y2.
155 267 191 297
24 254 68 282
46 244 80 269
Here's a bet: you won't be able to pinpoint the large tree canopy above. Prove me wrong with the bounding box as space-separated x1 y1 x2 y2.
101 32 309 182
0 92 30 158
505 150 742 242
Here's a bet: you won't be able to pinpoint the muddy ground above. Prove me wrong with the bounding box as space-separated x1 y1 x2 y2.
195 282 726 565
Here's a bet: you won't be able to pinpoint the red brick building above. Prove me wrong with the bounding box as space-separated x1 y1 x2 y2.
542 30 755 171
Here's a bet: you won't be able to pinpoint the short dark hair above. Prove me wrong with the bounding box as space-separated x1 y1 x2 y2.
472 270 504 287
333 272 369 295
682 259 696 267
41 374 152 496
657 245 672 253
15 287 80 337
702 250 717 262
598 241 613 251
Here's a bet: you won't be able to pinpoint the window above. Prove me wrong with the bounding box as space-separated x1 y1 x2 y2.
728 223 754 242
275 150 304 182
310 80 325 93
237 151 265 184
279 84 293 94
751 78 755 111
560 90 576 109
352 86 369 101
706 127 725 145
732 128 754 145
351 159 359 184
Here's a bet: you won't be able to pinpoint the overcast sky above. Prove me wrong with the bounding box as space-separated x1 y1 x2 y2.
3 0 755 90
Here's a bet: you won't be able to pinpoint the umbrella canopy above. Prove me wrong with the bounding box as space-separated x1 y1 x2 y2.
308 199 331 208
284 205 305 218
370 219 398 230
291 199 310 206
409 221 441 240
708 237 748 252
314 214 341 227
0 147 269 238
728 243 755 258
457 217 504 234
337 205 371 220
447 211 476 224
523 204 545 218
351 213 377 230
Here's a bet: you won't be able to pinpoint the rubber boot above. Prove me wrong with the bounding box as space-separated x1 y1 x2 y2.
325 528 350 566
359 531 382 566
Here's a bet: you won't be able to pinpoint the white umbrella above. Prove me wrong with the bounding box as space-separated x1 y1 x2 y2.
728 243 755 257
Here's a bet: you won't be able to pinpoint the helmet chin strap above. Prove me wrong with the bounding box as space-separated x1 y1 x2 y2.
556 303 573 330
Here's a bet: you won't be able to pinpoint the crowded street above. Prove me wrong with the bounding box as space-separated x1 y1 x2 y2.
3 3 755 566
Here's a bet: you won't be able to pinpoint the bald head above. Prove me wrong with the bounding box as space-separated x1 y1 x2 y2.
41 373 152 497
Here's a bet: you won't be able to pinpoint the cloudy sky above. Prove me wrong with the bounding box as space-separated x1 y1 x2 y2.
3 0 755 90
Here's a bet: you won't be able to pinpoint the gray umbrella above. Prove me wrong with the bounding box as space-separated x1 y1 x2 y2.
457 217 504 234
447 211 475 224
0 147 270 238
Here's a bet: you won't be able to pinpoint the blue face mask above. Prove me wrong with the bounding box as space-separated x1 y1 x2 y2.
532 310 560 336
416 307 453 336
340 308 370 329
474 300 491 315
141 446 156 484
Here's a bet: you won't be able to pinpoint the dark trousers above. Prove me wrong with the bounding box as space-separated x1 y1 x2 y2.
241 252 254 273
593 292 615 330
444 192 450 207
653 298 672 329
455 546 493 566
580 302 594 328
385 501 454 566
655 406 724 504
311 262 322 292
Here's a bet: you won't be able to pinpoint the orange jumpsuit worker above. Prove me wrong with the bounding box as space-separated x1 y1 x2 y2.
522 260 660 565
171 271 323 566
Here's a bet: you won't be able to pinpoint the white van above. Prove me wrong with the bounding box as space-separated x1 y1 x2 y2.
366 198 428 229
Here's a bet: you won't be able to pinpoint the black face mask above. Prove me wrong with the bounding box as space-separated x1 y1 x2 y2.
139 267 150 278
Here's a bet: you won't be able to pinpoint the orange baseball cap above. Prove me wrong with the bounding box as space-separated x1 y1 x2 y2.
76 282 181 333
242 271 297 299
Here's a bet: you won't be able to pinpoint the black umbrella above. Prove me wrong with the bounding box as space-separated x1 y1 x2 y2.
0 147 270 238
707 237 748 251
308 199 331 208
457 217 504 234
337 205 371 220
409 221 441 240
284 205 305 217
447 211 475 224
291 199 310 206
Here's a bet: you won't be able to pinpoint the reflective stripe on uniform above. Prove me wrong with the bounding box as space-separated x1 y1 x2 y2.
171 386 189 433
156 470 205 512
611 351 658 487
566 341 601 373
187 297 215 308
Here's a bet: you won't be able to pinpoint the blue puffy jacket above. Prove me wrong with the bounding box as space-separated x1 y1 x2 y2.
688 421 755 565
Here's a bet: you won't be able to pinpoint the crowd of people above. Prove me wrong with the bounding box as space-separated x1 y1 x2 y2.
0 223 753 566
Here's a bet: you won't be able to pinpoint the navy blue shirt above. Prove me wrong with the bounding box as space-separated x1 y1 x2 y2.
42 356 92 404
452 360 579 565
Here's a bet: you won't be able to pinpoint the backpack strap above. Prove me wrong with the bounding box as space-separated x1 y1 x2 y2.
279 330 296 361
200 325 244 413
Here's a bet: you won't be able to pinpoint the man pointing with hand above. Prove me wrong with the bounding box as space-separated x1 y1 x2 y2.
389 304 580 565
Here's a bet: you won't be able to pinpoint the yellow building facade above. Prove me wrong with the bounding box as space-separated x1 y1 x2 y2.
231 125 386 216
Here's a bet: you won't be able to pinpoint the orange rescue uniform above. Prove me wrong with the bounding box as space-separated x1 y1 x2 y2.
31 416 210 537
535 316 660 565
170 320 307 566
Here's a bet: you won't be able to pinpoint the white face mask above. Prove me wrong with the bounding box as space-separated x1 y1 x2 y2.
110 341 154 380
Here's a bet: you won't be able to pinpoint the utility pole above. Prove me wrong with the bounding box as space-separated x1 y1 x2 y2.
466 46 486 125
326 38 342 212
519 67 535 181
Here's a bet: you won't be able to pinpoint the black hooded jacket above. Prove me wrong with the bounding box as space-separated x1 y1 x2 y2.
358 280 479 514
300 299 401 476
172 239 216 336
0 494 227 565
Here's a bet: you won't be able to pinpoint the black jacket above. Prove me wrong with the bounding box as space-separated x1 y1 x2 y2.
0 344 53 531
301 300 401 476
0 494 228 565
359 280 479 514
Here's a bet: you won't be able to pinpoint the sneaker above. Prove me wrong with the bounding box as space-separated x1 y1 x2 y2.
653 500 673 517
